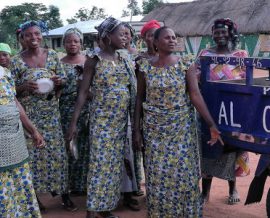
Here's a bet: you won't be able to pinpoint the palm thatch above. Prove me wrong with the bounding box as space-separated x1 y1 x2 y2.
142 0 270 36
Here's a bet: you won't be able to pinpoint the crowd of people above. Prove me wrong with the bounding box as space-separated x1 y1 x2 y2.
0 16 250 218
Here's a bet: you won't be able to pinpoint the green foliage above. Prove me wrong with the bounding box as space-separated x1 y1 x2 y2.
0 3 63 49
142 0 163 14
121 9 130 18
67 6 107 23
127 0 142 16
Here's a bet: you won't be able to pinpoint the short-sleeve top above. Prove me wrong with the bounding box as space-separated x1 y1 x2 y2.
0 66 16 105
10 49 65 88
138 54 194 111
198 49 249 81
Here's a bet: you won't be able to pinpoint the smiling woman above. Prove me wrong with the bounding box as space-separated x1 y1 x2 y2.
9 20 76 211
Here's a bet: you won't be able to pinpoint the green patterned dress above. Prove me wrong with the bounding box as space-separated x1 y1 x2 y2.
0 66 41 217
138 57 203 218
10 49 68 194
59 62 90 193
86 54 136 211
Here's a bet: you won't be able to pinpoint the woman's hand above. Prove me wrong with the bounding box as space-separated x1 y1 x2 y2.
51 75 62 87
65 123 77 142
31 130 45 148
22 80 38 92
133 130 143 151
207 125 224 146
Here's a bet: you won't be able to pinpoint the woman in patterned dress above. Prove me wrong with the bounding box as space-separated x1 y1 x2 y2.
0 64 44 218
134 26 222 218
10 20 73 210
197 18 249 205
59 28 88 195
67 17 136 218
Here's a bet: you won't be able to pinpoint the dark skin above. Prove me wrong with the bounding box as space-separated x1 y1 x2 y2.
61 33 86 65
201 26 239 203
61 33 87 93
66 24 127 218
133 27 223 151
0 51 10 68
141 27 159 59
124 27 137 55
15 26 63 95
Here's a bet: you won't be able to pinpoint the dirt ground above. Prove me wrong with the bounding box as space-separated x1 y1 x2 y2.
40 153 269 218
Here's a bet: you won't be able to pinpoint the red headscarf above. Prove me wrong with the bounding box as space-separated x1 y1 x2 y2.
140 20 161 37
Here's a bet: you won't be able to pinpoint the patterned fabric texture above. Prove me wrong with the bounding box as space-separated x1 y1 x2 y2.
0 103 29 169
198 49 248 81
198 49 249 181
0 162 41 218
10 49 68 194
86 53 136 211
138 56 203 218
59 62 90 193
0 67 16 105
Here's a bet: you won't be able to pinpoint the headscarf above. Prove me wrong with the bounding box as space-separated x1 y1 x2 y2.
19 20 48 34
95 17 122 38
123 22 135 38
63 28 83 44
140 20 161 37
0 43 11 54
211 18 237 32
211 18 239 49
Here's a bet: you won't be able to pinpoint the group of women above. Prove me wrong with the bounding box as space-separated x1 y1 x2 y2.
0 16 248 218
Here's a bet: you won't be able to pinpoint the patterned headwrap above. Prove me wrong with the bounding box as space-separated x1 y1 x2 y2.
140 20 161 37
63 28 83 44
95 17 122 38
0 43 11 54
19 20 48 34
212 18 238 32
123 22 135 38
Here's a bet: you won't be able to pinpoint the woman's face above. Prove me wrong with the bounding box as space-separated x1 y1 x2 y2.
154 28 177 53
144 28 157 48
0 51 10 68
22 26 43 49
212 27 230 46
108 25 127 49
124 27 132 46
64 33 81 55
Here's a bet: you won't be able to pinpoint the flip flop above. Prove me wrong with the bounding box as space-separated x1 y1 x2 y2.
228 192 241 205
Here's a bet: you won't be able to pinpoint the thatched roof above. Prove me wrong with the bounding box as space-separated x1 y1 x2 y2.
142 0 270 36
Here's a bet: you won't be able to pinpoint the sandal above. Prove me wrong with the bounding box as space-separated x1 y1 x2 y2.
62 194 78 211
228 191 240 205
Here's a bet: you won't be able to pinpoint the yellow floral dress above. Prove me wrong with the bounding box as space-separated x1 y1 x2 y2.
138 56 203 218
10 49 68 194
59 62 90 193
86 54 136 211
0 66 41 218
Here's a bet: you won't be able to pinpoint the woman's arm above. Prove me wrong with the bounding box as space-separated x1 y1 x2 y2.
133 68 146 150
66 56 97 141
186 64 224 145
15 98 44 148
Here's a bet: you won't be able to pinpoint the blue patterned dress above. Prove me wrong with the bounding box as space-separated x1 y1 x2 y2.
0 67 41 217
86 54 136 211
138 57 203 218
10 49 68 194
59 62 90 193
